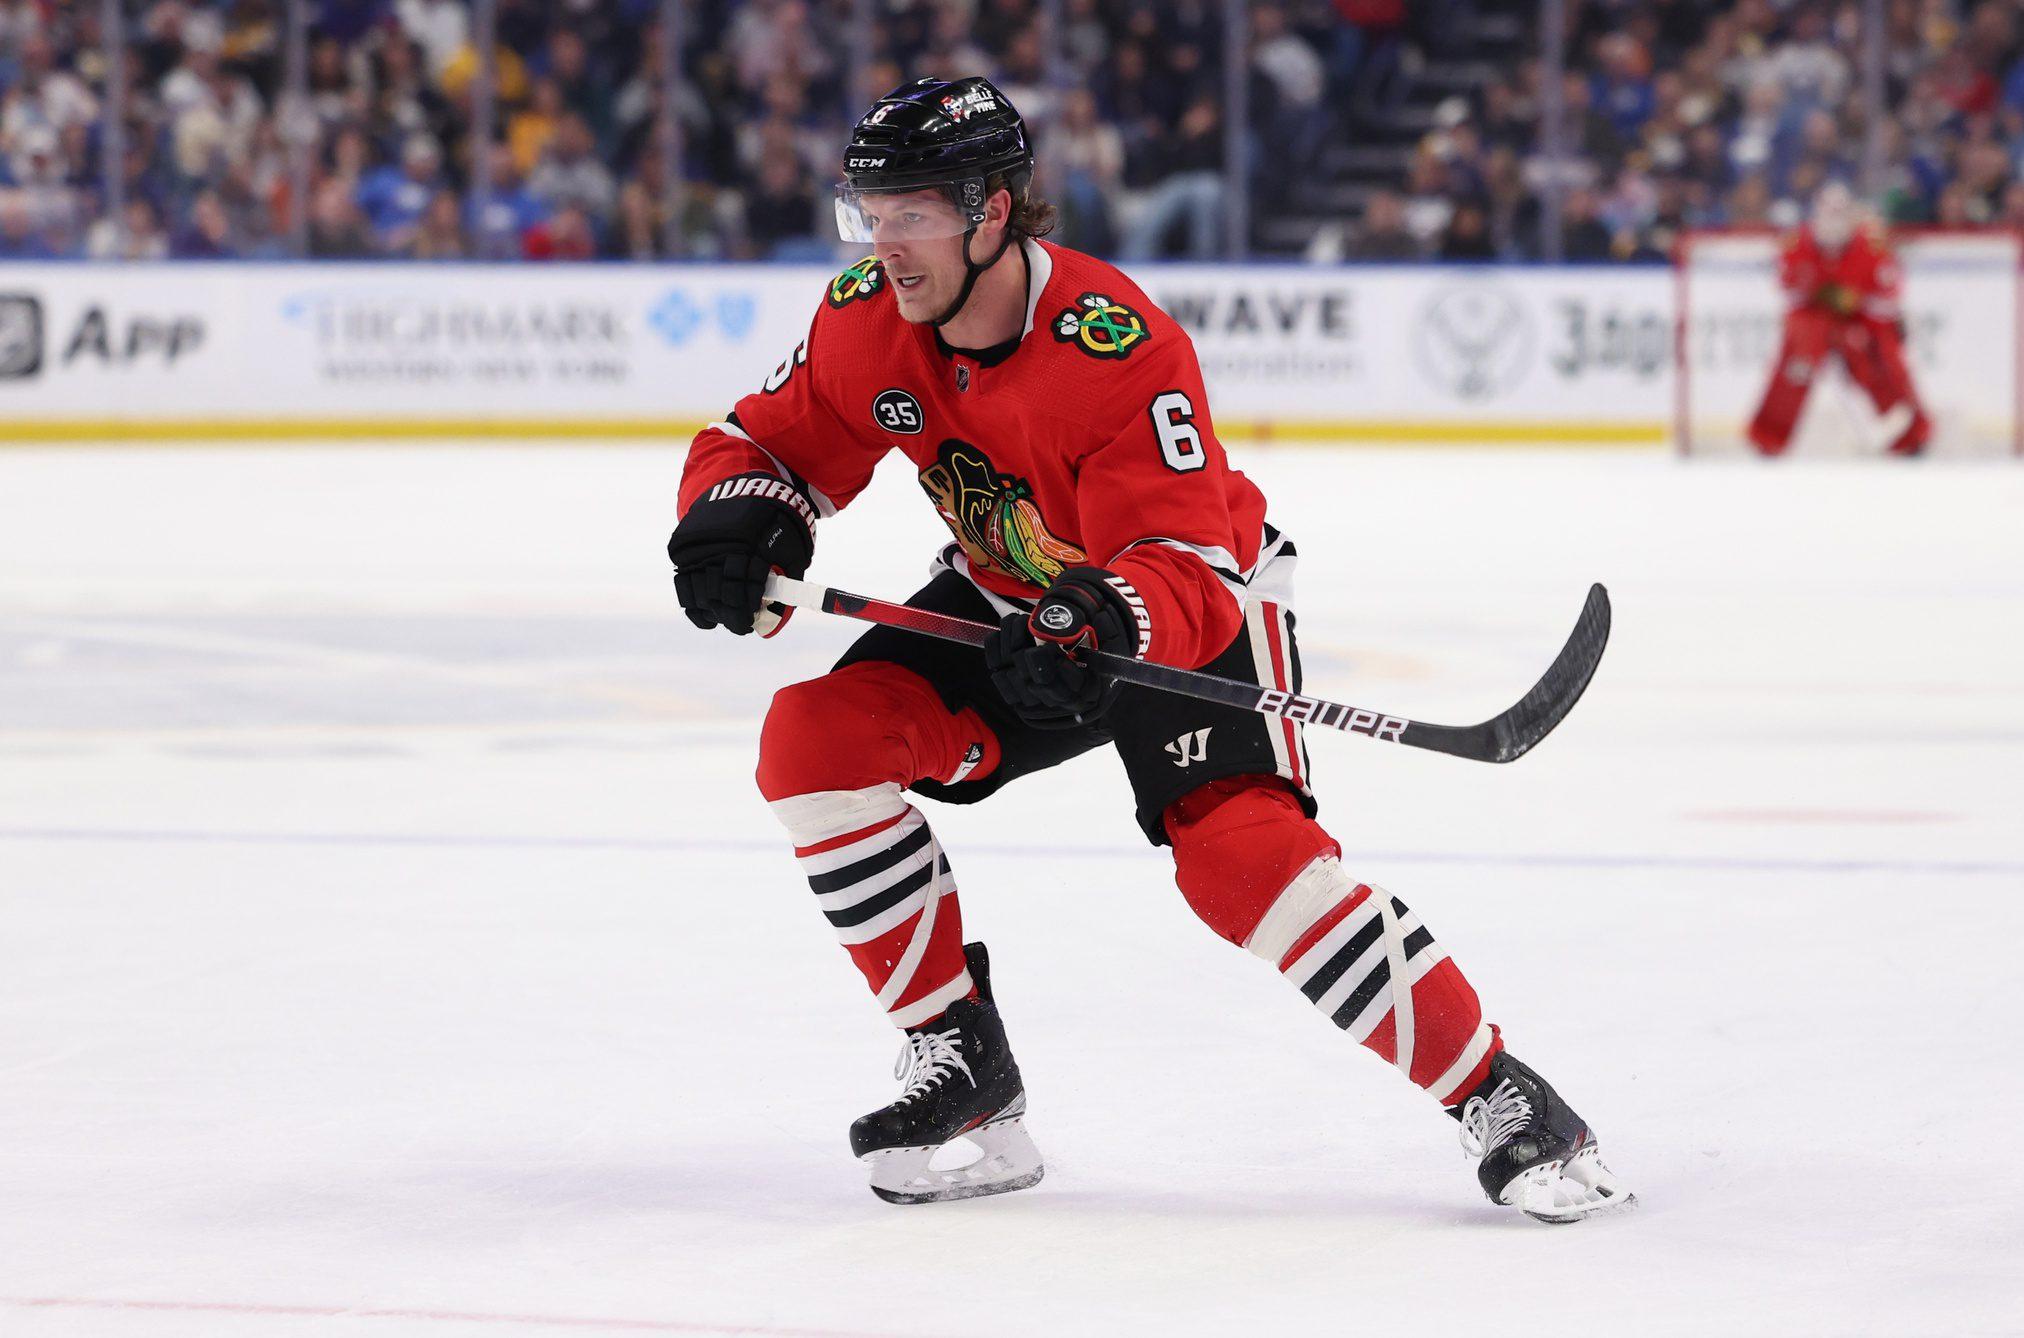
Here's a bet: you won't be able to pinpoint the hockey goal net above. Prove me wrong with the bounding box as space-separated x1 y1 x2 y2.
1675 228 2024 457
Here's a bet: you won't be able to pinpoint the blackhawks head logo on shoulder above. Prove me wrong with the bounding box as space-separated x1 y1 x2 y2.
1053 292 1150 360
828 256 885 308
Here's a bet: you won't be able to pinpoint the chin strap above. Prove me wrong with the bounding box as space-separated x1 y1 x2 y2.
929 226 1020 328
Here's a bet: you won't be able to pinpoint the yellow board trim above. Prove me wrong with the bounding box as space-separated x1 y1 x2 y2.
1222 419 1667 445
0 417 1670 446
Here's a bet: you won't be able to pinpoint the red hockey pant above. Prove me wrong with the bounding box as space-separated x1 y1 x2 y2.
755 660 1501 1106
1748 310 1929 454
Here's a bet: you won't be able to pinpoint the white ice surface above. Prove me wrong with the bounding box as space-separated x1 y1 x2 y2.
2 443 2021 1338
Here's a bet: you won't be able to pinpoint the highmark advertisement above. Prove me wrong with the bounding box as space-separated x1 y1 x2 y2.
0 262 1674 444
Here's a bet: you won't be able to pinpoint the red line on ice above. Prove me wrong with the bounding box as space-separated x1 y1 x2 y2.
1684 809 1960 825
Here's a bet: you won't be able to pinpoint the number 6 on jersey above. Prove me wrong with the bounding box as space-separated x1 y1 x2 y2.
1149 390 1204 472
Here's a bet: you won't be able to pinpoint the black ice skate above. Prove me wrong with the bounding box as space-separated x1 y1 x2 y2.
849 941 1043 1205
1452 1051 1635 1224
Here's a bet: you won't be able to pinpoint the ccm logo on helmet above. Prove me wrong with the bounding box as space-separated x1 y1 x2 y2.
848 155 889 169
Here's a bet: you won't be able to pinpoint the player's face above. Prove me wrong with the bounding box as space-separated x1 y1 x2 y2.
859 191 973 323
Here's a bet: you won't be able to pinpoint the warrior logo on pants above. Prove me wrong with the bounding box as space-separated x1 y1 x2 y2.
1165 727 1212 767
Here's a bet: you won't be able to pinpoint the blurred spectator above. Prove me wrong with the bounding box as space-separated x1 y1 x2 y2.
357 132 447 247
368 33 452 156
528 112 615 224
1346 188 1420 259
1329 0 1408 118
0 192 64 259
467 142 547 258
9 125 79 236
86 198 170 261
172 190 239 258
4 34 99 139
743 150 816 259
1401 145 1455 250
543 29 601 129
1725 172 1774 226
1559 186 1614 261
522 197 595 259
1590 33 1655 141
1438 199 1496 260
994 23 1056 129
1764 5 1849 109
1252 3 1327 179
728 0 834 94
308 176 374 257
304 34 360 130
615 166 667 260
510 77 565 177
1120 93 1223 260
1044 87 1124 255
161 28 266 185
1480 146 1538 255
8 0 2022 264
407 188 467 257
440 35 530 108
397 0 470 78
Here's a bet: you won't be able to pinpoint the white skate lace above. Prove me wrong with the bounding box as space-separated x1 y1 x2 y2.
1459 1079 1534 1159
892 1027 975 1104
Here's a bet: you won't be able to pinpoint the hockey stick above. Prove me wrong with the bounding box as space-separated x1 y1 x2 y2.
762 574 1611 764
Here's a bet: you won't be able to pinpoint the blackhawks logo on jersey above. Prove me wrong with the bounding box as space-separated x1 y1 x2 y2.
827 256 885 308
919 439 1086 588
1052 292 1151 360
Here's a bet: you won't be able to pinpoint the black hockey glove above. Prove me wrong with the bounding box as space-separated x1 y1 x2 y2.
666 473 816 635
985 567 1149 729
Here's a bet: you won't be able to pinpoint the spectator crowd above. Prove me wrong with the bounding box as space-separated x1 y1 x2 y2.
0 0 2020 263
1338 0 2024 264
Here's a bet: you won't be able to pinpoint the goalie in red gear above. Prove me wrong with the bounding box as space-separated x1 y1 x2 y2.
666 76 1633 1221
1747 183 1931 457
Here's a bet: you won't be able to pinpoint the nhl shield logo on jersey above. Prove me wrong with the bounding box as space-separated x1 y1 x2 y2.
1052 292 1151 360
827 256 886 308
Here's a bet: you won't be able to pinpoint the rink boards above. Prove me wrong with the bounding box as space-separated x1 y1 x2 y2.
0 261 1680 446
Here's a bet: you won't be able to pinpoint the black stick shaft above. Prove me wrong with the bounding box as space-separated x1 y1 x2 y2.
762 575 1612 763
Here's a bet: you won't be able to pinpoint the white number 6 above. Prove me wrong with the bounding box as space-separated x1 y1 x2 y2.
1149 390 1204 472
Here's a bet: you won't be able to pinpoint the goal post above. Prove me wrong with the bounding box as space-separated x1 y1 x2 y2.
1674 227 2024 458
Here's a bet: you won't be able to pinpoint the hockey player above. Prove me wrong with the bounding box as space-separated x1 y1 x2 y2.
1747 183 1930 457
667 77 1633 1222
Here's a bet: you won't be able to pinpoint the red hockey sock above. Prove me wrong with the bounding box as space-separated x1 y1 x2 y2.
758 663 998 1028
1166 776 1502 1104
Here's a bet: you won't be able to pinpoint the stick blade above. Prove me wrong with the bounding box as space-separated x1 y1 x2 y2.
1402 584 1612 764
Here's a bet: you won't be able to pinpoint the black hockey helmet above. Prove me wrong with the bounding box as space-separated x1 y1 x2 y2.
835 76 1034 243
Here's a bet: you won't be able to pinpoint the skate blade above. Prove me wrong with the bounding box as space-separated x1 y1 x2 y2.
863 1117 1044 1205
1505 1146 1637 1225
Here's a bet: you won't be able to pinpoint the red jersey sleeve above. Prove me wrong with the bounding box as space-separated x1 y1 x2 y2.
1073 340 1261 669
677 295 887 522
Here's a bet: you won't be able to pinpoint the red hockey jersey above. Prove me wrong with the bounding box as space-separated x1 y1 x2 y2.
677 239 1285 670
1777 224 1903 323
